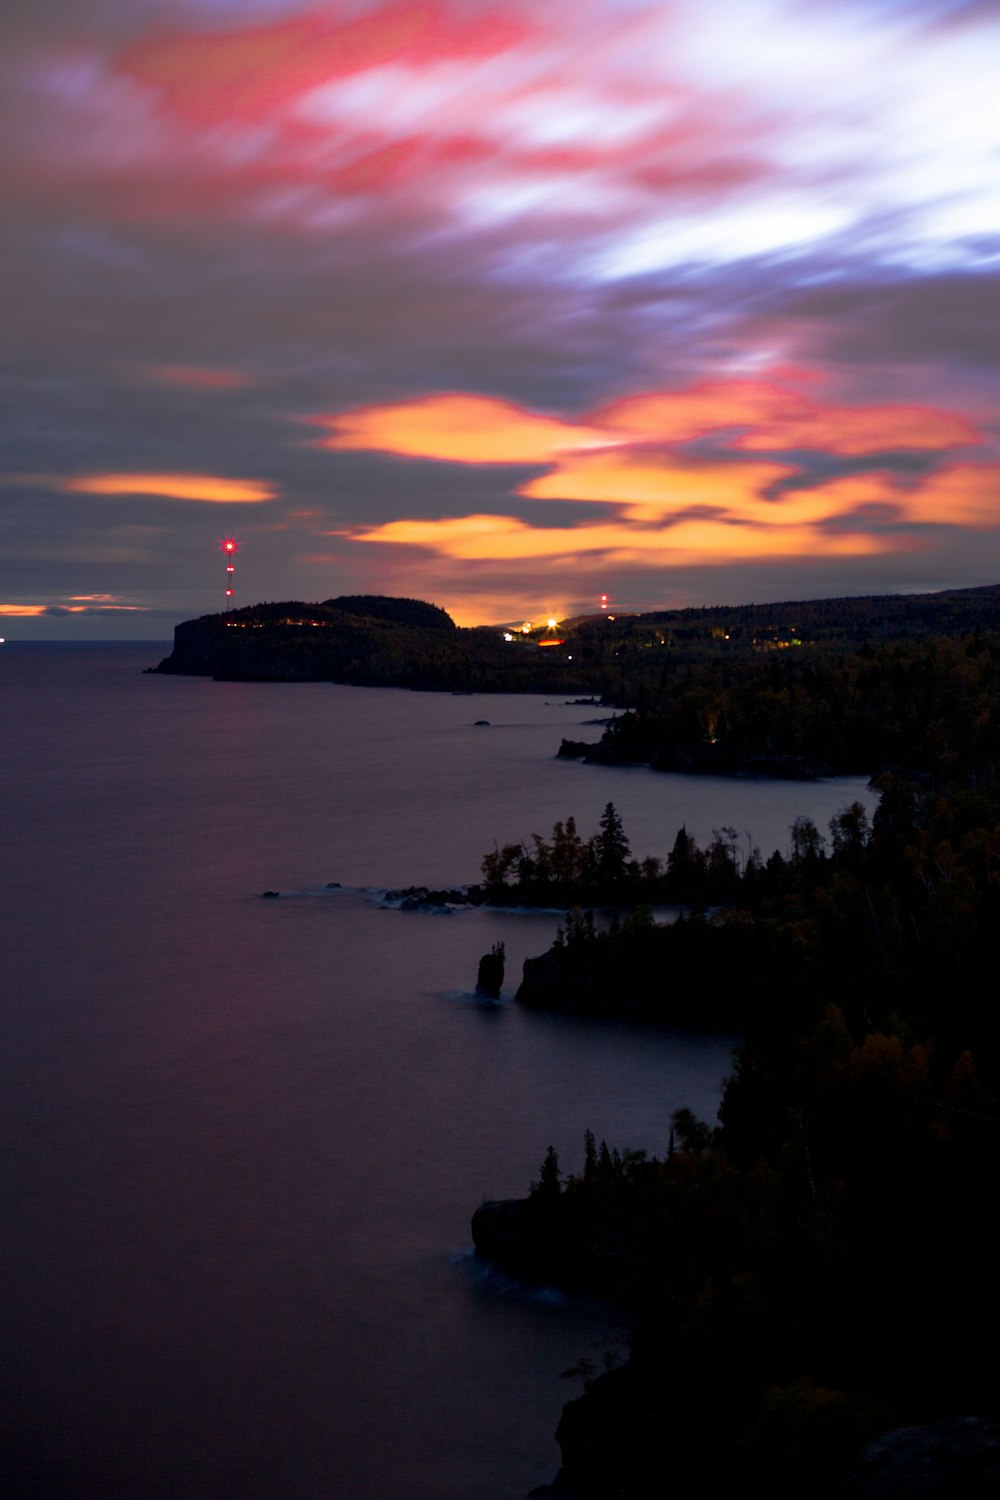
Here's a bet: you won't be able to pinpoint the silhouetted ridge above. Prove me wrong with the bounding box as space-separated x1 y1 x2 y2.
322 595 457 631
150 586 1000 772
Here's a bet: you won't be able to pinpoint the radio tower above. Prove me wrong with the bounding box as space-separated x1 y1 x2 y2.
222 537 238 605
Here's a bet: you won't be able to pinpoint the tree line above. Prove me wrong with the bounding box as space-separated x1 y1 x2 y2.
481 764 1000 1494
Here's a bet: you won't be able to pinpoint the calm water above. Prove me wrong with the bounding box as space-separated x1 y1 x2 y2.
0 644 877 1499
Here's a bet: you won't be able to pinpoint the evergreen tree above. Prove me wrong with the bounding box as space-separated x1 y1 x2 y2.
532 1145 562 1202
551 816 584 887
583 1129 598 1181
595 802 631 885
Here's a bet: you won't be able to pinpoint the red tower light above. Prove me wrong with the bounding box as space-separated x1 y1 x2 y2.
220 538 238 604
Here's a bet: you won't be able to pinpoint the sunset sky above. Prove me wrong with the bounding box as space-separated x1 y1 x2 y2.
2 0 999 636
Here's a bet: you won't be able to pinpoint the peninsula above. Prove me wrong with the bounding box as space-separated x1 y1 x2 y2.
152 585 1000 780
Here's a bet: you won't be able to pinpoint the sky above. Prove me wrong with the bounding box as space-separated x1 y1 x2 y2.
2 0 999 636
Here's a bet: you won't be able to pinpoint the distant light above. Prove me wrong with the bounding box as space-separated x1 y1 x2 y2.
503 631 514 642
547 617 558 629
226 588 234 597
226 565 234 574
522 621 532 633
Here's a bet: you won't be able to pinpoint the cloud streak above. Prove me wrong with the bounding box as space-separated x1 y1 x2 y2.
64 473 278 503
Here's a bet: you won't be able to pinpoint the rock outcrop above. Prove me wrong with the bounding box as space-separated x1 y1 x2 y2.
842 1418 1000 1498
475 942 505 997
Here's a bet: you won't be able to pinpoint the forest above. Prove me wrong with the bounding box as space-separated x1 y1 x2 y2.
473 663 1000 1495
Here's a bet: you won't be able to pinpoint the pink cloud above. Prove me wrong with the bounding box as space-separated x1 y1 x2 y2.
119 4 533 126
137 364 256 390
595 381 976 454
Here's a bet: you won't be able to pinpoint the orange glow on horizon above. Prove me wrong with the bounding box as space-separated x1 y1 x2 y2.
0 603 143 617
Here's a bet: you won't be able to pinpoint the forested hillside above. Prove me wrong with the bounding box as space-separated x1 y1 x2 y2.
467 613 1000 1497
154 585 1000 784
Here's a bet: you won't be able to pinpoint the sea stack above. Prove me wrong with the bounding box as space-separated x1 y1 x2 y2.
475 941 505 998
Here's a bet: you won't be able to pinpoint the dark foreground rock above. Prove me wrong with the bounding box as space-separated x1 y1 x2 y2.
471 1195 642 1300
842 1418 1000 1499
516 916 757 1026
382 884 485 909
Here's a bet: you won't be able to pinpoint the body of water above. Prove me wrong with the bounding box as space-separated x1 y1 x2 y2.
0 644 877 1498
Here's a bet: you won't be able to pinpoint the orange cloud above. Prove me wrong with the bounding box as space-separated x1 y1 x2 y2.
320 380 976 478
519 453 795 512
594 381 799 444
319 383 994 581
64 473 277 503
342 511 892 565
737 405 976 455
903 464 1000 527
596 381 976 454
67 596 145 610
318 394 613 464
0 604 47 616
801 464 1000 528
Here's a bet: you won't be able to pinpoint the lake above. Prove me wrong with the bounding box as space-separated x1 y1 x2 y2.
0 643 877 1498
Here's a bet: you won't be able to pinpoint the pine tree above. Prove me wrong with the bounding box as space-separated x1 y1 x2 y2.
583 1129 597 1180
595 802 631 885
533 1145 561 1201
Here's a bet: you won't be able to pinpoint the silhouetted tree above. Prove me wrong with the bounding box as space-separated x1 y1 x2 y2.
595 802 631 885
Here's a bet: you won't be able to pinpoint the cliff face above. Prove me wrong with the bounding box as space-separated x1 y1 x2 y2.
151 597 467 683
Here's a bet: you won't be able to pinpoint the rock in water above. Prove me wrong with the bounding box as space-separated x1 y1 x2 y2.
476 941 505 998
